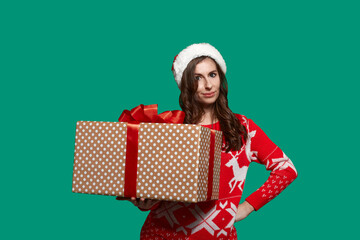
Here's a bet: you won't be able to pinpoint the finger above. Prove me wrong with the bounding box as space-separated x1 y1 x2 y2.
130 197 137 205
131 199 138 206
140 198 145 201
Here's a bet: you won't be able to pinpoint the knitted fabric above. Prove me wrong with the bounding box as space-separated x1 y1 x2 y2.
139 114 298 240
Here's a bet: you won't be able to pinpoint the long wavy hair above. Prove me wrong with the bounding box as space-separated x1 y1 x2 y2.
179 56 248 152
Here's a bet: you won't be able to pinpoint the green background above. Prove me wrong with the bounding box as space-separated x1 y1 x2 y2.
2 0 359 239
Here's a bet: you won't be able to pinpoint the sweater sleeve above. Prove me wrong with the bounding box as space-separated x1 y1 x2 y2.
138 201 162 212
244 119 298 211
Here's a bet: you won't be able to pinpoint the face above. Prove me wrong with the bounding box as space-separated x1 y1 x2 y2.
194 57 221 109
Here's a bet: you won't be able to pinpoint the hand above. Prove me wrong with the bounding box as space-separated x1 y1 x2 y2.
235 201 255 222
116 196 160 210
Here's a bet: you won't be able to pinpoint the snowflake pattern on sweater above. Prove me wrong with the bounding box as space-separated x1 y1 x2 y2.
139 114 298 240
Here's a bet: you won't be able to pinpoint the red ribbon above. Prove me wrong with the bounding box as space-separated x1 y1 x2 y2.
118 104 217 200
123 123 139 197
207 130 216 200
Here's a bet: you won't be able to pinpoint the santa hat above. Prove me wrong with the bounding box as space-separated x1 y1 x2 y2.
171 43 227 89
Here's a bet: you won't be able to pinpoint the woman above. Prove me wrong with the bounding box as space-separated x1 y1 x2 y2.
123 43 298 240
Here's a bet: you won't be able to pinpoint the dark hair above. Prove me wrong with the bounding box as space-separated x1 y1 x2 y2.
179 56 247 152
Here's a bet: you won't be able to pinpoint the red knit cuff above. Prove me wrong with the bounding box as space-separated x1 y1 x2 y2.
245 191 269 211
246 172 298 211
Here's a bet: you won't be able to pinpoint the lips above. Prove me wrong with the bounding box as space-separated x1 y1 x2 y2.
202 92 215 97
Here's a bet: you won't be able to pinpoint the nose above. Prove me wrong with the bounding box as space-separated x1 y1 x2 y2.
204 77 213 89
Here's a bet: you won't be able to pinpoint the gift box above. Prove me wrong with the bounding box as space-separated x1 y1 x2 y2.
72 105 223 203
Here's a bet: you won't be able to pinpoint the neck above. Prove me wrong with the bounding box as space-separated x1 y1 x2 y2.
199 105 217 125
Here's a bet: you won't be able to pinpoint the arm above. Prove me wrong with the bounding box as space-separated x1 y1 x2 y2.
244 119 298 211
235 200 255 222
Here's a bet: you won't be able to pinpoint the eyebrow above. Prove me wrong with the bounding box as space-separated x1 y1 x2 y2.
194 70 218 75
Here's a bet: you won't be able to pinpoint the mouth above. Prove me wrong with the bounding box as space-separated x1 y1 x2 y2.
202 92 216 97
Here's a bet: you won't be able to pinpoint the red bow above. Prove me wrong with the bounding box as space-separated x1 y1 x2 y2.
118 104 185 124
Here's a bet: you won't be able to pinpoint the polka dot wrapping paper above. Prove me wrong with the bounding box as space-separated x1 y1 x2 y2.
72 121 222 203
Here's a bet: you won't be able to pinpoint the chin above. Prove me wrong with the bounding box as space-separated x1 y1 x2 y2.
199 99 217 107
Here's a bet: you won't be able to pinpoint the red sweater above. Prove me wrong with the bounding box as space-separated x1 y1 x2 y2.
139 114 298 240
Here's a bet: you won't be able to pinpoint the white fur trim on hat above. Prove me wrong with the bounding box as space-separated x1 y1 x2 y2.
171 43 227 89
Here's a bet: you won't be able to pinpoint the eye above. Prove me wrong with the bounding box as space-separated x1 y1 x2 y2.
194 76 201 80
210 72 217 78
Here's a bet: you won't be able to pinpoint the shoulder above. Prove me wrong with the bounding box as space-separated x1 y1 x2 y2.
233 113 258 132
234 113 249 126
